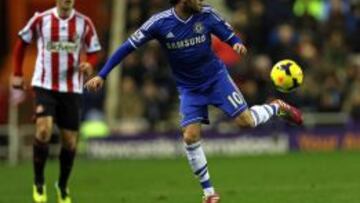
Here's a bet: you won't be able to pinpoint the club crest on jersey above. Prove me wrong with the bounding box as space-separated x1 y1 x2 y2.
193 22 204 34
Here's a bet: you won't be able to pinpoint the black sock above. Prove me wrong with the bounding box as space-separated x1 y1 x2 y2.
58 147 76 190
33 138 49 187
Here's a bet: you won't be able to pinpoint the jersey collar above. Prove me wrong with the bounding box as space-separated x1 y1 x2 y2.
171 8 193 24
52 7 75 21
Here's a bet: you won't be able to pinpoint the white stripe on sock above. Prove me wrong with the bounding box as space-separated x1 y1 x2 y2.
184 141 214 196
250 104 276 126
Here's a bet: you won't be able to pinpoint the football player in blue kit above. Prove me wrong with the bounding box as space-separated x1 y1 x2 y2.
85 0 303 202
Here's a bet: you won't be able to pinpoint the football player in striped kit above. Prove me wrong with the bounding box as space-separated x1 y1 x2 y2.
12 0 101 202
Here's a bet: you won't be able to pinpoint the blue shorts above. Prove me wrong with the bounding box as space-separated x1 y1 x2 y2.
179 70 248 127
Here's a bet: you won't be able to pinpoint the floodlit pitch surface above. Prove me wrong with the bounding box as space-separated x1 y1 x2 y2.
0 151 359 203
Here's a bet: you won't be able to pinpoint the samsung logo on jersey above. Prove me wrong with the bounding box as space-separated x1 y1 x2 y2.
166 34 206 50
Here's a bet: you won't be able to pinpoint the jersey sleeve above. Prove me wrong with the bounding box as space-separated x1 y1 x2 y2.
84 18 102 53
128 16 159 49
208 8 240 44
18 12 40 43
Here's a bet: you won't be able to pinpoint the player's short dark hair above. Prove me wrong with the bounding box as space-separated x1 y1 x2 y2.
169 0 180 5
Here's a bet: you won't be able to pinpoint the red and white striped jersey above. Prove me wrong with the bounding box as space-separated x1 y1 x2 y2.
18 8 101 93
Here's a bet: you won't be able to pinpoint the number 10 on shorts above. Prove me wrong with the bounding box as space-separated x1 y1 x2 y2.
227 92 244 108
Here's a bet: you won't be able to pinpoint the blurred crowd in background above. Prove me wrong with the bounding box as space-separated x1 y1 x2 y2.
1 0 360 134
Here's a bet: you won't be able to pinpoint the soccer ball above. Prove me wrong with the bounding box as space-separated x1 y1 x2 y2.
270 59 303 93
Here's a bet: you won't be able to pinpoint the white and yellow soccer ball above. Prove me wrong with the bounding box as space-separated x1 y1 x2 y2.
270 59 304 93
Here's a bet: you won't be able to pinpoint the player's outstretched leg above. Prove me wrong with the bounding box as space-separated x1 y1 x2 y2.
234 101 302 128
33 117 52 203
234 103 278 128
183 123 220 202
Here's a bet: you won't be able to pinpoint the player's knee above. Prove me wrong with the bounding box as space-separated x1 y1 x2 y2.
183 131 201 144
183 124 201 144
61 131 78 150
35 117 53 142
36 122 52 142
234 110 256 129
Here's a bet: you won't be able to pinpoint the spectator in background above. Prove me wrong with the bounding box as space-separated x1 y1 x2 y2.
264 0 296 27
117 76 144 120
297 30 319 70
246 0 269 53
241 55 273 105
343 55 360 121
295 73 319 110
231 5 249 38
141 78 163 130
293 0 321 32
323 0 351 31
224 0 246 11
349 1 360 52
323 30 348 69
268 23 300 62
343 55 360 90
344 87 360 121
127 4 143 29
317 72 344 112
122 52 146 86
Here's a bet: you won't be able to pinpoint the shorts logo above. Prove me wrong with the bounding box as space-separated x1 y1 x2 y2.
36 105 45 114
193 22 204 34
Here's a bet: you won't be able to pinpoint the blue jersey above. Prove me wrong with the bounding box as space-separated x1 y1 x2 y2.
128 6 240 90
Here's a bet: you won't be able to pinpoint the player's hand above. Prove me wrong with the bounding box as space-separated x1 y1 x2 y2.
233 43 247 55
84 76 104 92
80 62 95 80
11 76 26 90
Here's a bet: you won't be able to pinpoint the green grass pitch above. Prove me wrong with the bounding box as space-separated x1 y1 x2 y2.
0 151 359 203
